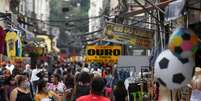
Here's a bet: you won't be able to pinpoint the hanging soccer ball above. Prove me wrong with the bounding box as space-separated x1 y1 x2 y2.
154 50 195 90
168 27 199 58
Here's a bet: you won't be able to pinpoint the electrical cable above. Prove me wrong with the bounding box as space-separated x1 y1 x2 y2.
16 11 104 23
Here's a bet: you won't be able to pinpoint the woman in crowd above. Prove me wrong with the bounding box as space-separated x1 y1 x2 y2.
113 80 128 101
10 75 33 101
47 74 67 101
64 71 74 101
35 80 61 101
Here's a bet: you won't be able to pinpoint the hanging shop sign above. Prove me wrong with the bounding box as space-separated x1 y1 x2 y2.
103 22 154 49
24 47 45 56
85 45 122 63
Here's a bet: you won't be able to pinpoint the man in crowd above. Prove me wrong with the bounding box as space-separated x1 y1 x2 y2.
76 77 110 101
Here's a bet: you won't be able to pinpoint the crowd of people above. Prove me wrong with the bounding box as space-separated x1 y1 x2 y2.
0 61 131 101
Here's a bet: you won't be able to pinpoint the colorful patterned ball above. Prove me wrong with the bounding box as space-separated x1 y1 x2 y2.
168 27 199 58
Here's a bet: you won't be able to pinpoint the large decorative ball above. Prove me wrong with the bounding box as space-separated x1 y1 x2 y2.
168 27 199 58
154 50 195 90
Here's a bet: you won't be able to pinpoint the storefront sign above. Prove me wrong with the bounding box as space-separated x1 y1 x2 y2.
85 45 122 63
104 22 154 49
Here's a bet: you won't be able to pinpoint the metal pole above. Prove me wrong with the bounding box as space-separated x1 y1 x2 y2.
144 0 165 14
170 90 173 101
134 0 164 27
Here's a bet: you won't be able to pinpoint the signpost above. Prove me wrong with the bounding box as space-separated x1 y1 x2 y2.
85 45 122 63
103 22 154 49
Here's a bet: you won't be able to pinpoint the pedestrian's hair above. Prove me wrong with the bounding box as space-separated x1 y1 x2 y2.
115 80 126 92
53 74 61 81
78 72 91 84
15 75 27 86
91 77 105 95
37 80 47 93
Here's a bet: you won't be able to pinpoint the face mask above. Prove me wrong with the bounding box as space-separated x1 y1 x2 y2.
44 78 48 81
21 81 30 89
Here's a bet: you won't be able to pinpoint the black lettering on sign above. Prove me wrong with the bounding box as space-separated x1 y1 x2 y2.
96 49 104 55
87 49 121 56
87 49 95 55
113 49 121 56
105 49 112 55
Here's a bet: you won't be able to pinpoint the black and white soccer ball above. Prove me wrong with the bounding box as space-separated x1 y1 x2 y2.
154 49 195 90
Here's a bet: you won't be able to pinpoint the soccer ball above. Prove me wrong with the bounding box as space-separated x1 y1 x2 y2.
154 50 195 90
168 27 199 58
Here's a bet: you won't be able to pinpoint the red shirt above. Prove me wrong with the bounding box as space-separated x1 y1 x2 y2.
76 94 110 101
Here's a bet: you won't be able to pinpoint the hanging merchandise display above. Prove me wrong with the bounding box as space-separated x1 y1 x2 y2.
13 29 22 57
165 0 186 21
154 49 195 90
5 31 18 58
0 26 5 54
168 27 199 58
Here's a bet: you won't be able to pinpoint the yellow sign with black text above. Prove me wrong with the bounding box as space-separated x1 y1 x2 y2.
104 22 154 49
85 45 122 63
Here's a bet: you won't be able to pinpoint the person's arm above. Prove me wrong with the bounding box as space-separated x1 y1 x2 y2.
125 95 129 101
10 89 17 101
112 96 115 101
71 78 77 101
71 85 77 101
4 85 9 101
50 91 62 101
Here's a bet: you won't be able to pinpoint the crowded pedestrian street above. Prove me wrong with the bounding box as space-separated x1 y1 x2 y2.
0 0 201 101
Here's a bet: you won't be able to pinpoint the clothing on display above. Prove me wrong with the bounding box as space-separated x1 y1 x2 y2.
0 26 5 54
128 83 142 101
5 31 18 57
15 31 22 57
115 68 131 81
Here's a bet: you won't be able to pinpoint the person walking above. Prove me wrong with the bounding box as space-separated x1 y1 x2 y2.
113 80 128 101
35 80 61 101
72 72 91 101
10 75 33 101
76 77 110 101
47 74 66 101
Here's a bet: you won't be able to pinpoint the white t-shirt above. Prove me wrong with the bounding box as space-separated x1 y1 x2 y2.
31 68 43 82
124 77 136 90
41 98 50 101
5 64 15 74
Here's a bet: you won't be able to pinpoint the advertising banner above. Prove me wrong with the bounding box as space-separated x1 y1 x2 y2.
104 22 154 49
85 45 122 63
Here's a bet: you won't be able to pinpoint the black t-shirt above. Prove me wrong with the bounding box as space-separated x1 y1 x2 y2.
113 88 128 101
0 88 6 101
75 85 90 99
16 90 33 101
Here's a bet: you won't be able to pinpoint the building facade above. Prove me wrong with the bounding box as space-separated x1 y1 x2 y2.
0 0 10 27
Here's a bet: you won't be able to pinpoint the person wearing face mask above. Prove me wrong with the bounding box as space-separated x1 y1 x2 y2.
35 80 61 101
10 75 33 101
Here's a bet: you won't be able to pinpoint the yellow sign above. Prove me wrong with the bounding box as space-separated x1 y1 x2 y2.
85 45 122 63
104 22 154 49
